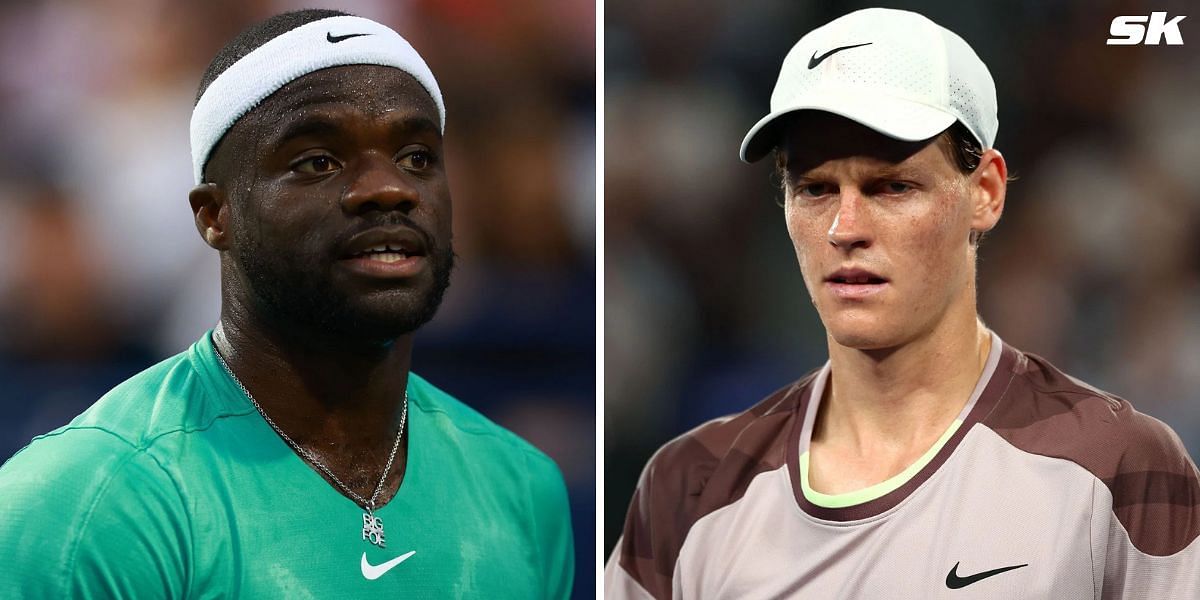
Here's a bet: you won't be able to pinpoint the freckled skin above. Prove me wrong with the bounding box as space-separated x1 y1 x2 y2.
781 112 1008 496
779 113 995 351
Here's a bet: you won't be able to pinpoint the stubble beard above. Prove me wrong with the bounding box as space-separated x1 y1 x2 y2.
232 235 455 347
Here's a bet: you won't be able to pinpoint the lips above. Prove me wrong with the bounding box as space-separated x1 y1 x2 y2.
825 267 887 285
825 267 888 299
341 227 428 259
350 243 417 263
339 227 430 279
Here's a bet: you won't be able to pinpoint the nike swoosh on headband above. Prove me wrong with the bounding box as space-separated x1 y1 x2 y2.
327 32 372 43
808 42 872 69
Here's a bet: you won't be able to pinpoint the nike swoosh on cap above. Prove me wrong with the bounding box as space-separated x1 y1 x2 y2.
807 42 872 69
945 561 1028 589
361 550 416 580
327 32 372 43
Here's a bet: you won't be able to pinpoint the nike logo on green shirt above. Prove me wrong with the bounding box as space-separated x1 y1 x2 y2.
360 550 416 580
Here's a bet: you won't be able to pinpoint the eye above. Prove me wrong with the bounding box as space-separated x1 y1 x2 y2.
292 154 341 174
398 149 436 171
880 181 912 194
794 182 832 198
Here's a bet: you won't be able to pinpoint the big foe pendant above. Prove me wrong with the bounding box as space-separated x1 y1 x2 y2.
362 510 386 548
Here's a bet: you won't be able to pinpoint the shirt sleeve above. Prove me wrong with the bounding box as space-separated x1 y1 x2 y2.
1092 415 1200 599
526 451 575 600
604 441 696 600
0 429 191 599
604 537 657 600
1096 485 1200 599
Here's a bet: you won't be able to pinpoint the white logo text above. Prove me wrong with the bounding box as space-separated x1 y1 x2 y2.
1108 13 1186 45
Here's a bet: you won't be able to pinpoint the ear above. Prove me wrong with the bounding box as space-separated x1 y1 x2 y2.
969 148 1006 235
189 183 232 251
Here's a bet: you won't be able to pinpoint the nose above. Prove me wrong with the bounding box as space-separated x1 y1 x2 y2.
340 153 420 214
827 191 872 250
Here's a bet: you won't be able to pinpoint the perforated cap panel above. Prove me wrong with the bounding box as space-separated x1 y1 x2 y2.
740 8 998 162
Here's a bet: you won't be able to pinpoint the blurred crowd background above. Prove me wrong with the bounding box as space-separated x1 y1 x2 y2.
0 0 595 595
606 0 1200 554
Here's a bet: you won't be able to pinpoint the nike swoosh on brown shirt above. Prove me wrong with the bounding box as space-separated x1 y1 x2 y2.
945 561 1028 589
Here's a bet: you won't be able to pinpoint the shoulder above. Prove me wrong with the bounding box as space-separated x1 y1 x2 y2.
0 428 189 596
983 345 1200 555
985 347 1195 476
48 341 232 452
639 371 813 506
0 337 243 595
0 425 155 501
407 372 559 471
0 353 197 533
612 371 815 599
407 372 571 547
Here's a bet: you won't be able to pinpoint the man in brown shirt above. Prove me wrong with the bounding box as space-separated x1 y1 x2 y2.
606 8 1200 599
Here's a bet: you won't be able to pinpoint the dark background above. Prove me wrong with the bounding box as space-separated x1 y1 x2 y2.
605 0 1200 556
0 0 595 597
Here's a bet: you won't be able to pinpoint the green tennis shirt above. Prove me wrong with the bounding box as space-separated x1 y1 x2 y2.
0 332 574 598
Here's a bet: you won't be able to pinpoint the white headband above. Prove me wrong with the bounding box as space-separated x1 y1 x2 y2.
189 15 445 184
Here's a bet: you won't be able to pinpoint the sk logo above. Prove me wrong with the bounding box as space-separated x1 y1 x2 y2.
363 513 386 548
1107 13 1186 45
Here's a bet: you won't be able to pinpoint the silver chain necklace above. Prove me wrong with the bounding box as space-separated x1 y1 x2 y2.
212 326 406 549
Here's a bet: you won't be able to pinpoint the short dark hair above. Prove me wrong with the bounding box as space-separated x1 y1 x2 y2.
195 9 352 105
938 121 984 175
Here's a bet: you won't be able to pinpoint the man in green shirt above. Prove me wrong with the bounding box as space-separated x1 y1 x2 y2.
0 9 574 598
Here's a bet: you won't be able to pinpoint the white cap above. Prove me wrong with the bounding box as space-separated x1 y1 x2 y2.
739 8 997 163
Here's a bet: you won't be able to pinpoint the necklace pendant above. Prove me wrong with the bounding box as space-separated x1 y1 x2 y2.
362 510 386 548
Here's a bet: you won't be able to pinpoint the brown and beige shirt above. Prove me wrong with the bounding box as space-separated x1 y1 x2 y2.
606 335 1200 599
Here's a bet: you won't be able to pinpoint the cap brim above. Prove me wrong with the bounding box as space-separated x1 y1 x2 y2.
739 93 958 163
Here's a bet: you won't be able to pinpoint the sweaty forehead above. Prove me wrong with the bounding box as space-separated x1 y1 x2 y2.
252 64 439 127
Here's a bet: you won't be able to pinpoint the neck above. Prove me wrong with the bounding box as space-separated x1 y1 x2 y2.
818 307 991 453
215 296 413 452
